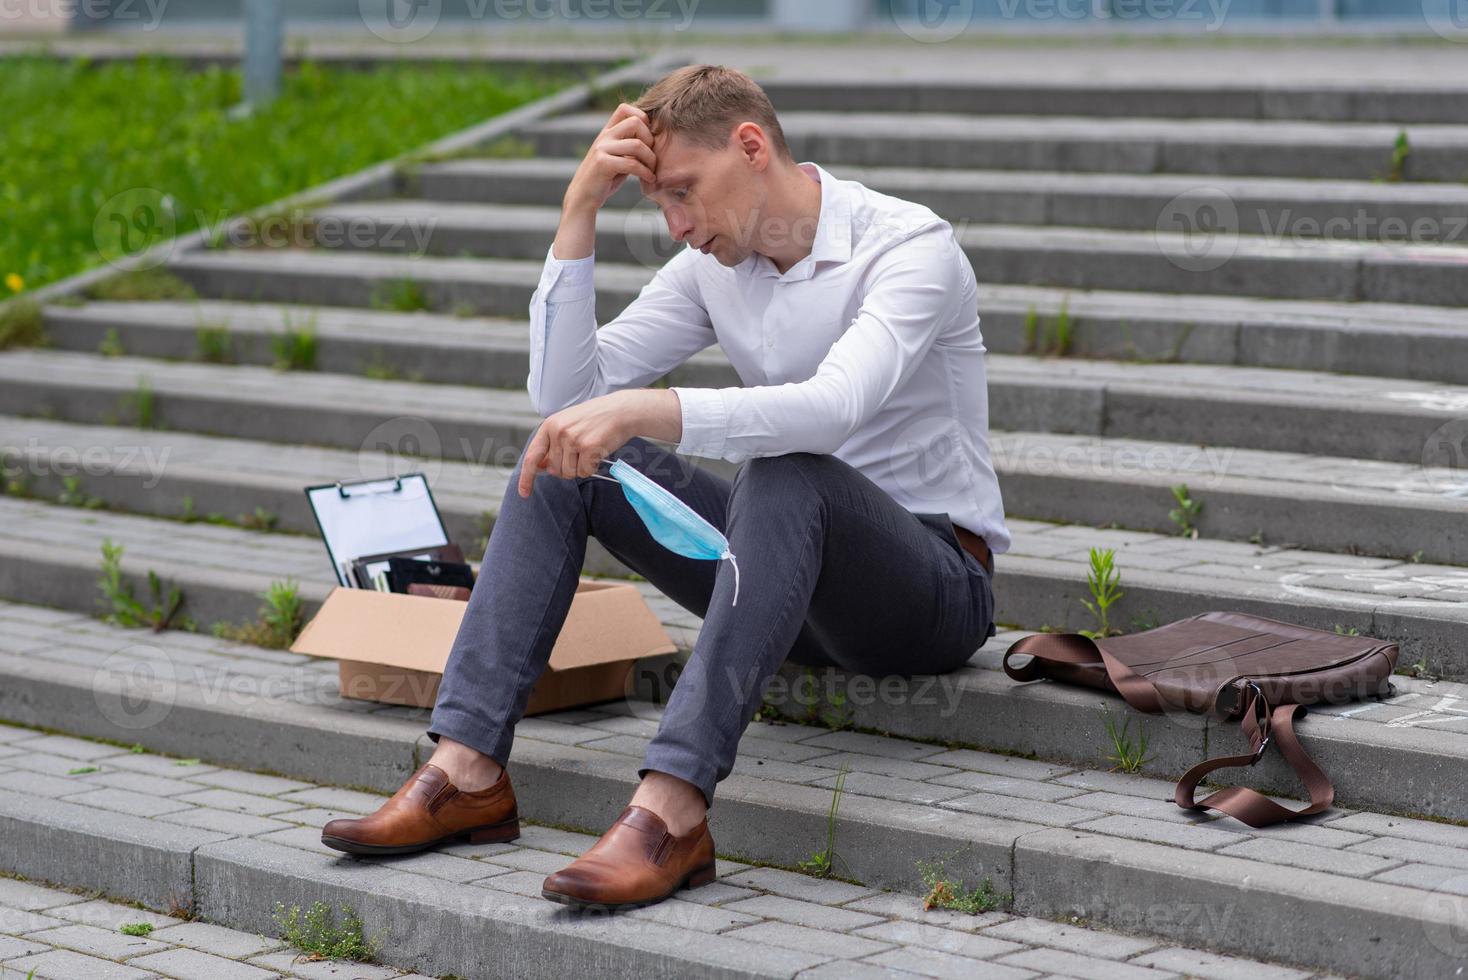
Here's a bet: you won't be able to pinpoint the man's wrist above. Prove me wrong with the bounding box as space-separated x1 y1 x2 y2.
553 200 600 260
623 387 683 445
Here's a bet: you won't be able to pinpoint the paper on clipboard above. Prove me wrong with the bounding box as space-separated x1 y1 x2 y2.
305 474 450 587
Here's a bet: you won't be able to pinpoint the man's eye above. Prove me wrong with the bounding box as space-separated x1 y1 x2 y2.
673 189 688 201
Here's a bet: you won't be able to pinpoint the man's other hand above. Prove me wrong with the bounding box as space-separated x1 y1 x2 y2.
518 388 684 498
563 103 658 216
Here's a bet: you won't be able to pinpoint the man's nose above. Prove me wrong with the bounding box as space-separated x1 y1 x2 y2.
665 210 693 242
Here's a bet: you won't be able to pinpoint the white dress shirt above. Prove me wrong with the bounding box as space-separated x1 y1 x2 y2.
525 161 1011 556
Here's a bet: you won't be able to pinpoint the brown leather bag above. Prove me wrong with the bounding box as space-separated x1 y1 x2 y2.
1003 611 1399 828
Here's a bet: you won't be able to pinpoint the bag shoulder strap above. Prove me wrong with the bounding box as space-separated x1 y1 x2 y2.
1175 699 1334 828
1004 632 1335 828
1004 632 1166 712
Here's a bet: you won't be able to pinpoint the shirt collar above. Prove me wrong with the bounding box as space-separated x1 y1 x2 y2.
741 161 852 281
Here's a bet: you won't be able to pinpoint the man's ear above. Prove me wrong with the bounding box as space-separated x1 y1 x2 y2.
734 121 770 171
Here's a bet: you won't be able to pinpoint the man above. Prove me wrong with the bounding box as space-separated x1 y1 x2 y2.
322 64 1010 912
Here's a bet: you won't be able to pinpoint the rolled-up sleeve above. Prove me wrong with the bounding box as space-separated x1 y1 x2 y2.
670 226 966 463
527 244 717 416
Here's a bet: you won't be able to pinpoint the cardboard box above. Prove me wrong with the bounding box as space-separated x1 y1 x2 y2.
290 575 678 714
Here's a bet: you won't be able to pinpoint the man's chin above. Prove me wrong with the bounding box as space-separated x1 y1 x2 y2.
710 244 746 267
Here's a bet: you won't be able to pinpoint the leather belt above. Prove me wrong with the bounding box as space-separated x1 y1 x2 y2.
953 524 993 576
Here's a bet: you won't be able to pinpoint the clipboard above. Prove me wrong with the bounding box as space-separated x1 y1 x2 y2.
304 474 451 587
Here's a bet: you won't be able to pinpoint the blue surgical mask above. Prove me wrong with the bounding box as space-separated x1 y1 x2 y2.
590 458 740 606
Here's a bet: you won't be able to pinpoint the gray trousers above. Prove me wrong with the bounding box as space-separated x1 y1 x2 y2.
427 433 997 810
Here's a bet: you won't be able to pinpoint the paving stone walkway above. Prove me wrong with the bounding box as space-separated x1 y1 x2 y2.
0 722 1349 980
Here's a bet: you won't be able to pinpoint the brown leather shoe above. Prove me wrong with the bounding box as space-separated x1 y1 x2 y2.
321 762 519 856
541 804 717 911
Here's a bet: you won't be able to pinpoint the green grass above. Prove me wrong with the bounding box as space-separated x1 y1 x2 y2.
0 298 45 350
1079 546 1124 640
1 56 583 293
273 900 383 964
916 855 1007 915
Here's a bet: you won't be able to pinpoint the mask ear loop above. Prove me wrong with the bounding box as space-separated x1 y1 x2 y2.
588 457 619 484
722 551 740 606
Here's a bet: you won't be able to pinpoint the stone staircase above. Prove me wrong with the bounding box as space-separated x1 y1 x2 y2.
2 63 1467 979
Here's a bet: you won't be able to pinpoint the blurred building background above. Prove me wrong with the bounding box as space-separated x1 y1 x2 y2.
3 0 1460 34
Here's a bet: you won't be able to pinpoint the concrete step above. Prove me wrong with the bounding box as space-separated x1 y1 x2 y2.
308 200 1468 308
6 411 1466 568
0 714 1378 980
39 300 737 392
521 111 1468 181
3 446 1466 678
5 417 1468 823
3 345 1464 468
0 860 435 979
408 157 1468 245
687 76 1468 125
166 249 654 323
1 604 1465 979
156 252 1468 386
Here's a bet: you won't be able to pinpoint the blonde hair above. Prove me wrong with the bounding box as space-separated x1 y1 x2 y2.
633 64 792 161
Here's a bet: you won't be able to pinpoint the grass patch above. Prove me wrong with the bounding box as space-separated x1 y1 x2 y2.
0 299 45 350
1101 705 1152 773
273 900 384 964
1 56 583 293
86 268 197 302
212 578 304 649
370 277 430 312
917 855 1007 915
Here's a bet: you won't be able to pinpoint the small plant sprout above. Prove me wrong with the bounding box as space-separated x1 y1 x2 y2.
1168 483 1202 539
97 538 190 632
1022 305 1040 353
213 578 303 649
99 326 125 356
238 506 279 532
1101 705 1151 773
196 322 234 363
1387 131 1410 182
1021 302 1075 356
799 764 849 879
273 310 319 370
1079 547 1124 640
1334 623 1361 637
58 475 104 509
119 922 154 937
371 277 429 313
